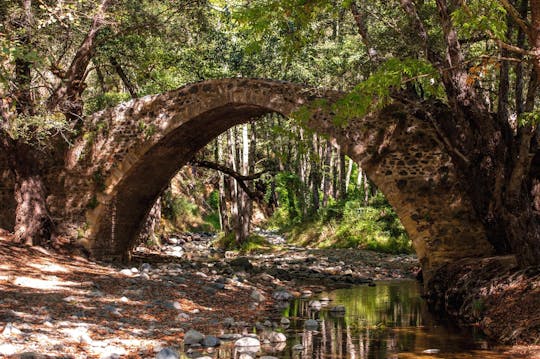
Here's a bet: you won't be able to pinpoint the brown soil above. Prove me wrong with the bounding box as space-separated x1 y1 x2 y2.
426 255 540 349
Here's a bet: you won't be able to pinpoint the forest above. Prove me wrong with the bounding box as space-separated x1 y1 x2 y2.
1 0 540 358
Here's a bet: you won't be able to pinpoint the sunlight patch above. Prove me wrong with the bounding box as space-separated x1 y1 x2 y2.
28 262 69 273
13 276 80 290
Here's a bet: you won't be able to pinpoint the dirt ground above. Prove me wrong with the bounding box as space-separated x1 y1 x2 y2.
1 235 540 358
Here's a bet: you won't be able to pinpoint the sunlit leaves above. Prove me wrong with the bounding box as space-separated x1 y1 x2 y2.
452 0 507 40
518 111 540 127
332 58 441 125
6 112 74 148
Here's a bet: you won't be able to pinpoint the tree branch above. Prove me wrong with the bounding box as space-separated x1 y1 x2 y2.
498 0 531 37
46 0 112 118
190 159 271 200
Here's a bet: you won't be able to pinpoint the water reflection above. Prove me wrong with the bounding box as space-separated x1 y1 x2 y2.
181 280 513 358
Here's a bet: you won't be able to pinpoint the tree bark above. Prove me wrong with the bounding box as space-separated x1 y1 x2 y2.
10 142 52 246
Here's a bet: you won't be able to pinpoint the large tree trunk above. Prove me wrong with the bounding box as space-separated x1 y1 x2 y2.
9 143 52 246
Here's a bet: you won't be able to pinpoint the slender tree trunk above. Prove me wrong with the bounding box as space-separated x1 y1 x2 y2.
217 138 229 233
345 157 353 196
322 140 332 206
339 149 346 200
110 56 138 98
238 124 252 243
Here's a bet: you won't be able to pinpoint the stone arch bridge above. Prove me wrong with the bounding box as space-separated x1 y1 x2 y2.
0 78 494 279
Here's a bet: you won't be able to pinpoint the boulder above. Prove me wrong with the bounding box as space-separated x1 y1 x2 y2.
184 329 204 345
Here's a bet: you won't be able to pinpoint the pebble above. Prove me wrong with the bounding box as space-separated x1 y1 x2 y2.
156 347 179 359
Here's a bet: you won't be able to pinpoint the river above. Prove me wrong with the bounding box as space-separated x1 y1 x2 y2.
180 280 515 358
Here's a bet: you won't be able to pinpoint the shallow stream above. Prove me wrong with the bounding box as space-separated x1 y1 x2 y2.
182 280 513 358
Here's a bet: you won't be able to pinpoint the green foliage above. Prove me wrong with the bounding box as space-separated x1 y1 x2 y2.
287 193 412 254
214 232 274 253
333 58 442 125
452 1 507 40
162 190 200 224
85 92 131 114
518 111 540 127
5 112 73 148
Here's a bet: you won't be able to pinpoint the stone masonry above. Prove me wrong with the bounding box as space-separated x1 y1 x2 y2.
0 78 494 280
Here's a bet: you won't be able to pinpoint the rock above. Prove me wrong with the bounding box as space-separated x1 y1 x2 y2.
177 312 190 320
266 331 286 343
304 319 318 330
69 327 92 344
130 267 139 273
202 335 221 347
292 344 304 350
260 357 279 359
218 333 242 340
330 305 346 312
301 290 313 297
140 273 150 280
184 329 204 345
229 257 253 271
251 289 265 302
140 263 152 272
119 269 133 276
309 300 322 310
422 349 440 354
16 352 44 359
234 337 261 347
2 323 22 337
156 347 179 359
280 317 290 326
272 290 293 301
223 317 235 327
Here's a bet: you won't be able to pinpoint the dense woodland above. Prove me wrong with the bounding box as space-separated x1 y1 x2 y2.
1 0 540 267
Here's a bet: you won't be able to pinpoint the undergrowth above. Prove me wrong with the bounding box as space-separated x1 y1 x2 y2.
279 193 412 254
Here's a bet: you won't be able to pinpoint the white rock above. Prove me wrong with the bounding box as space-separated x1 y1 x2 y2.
280 317 290 326
2 323 22 337
292 344 304 350
266 331 286 343
119 269 133 276
309 300 322 310
234 337 261 347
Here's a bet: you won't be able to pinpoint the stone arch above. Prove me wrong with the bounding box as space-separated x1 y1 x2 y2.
64 78 494 279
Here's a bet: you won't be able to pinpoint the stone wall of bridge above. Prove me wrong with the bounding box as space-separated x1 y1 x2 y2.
0 78 495 280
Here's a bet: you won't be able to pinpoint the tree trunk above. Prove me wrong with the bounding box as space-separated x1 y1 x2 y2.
9 142 52 246
345 157 354 196
138 199 161 246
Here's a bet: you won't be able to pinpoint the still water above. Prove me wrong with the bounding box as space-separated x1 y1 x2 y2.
182 280 514 358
